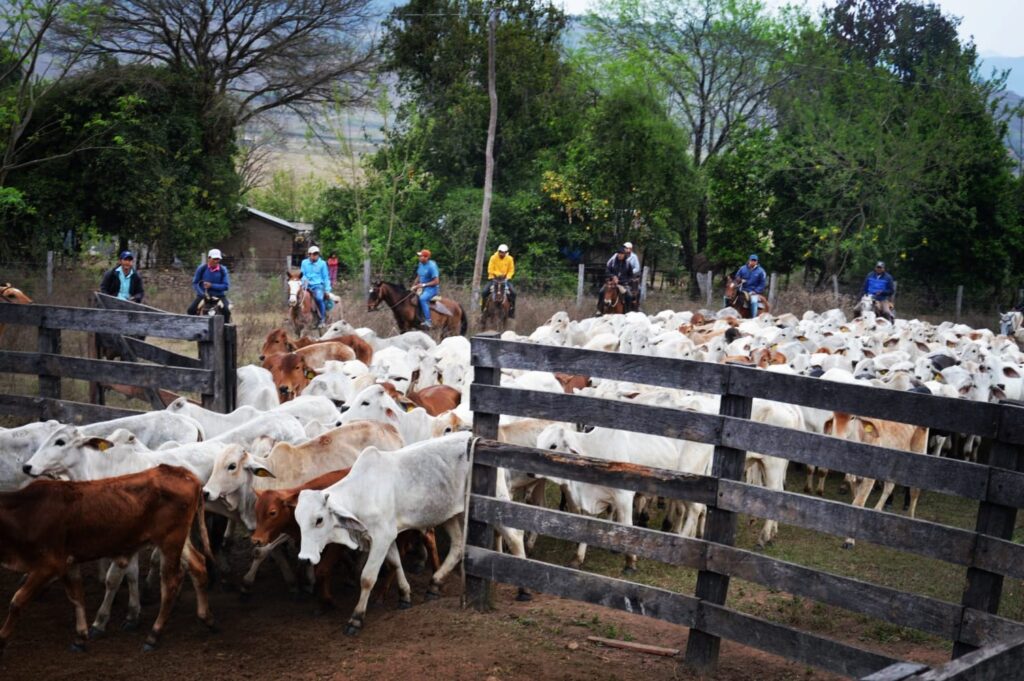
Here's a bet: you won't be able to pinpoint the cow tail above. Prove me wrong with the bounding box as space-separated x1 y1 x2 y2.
459 306 468 336
192 494 218 584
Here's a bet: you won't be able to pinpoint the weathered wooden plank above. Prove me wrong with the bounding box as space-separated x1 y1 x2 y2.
721 417 991 503
473 441 718 506
954 439 1023 658
470 384 721 444
224 323 238 412
199 316 225 412
986 468 1024 509
471 335 728 394
687 388 752 671
698 601 901 678
704 544 963 642
93 292 166 314
0 304 212 341
464 545 699 627
717 480 977 567
466 355 501 611
0 351 214 393
959 609 1024 649
586 636 679 656
470 495 706 568
0 394 143 424
122 337 202 369
37 327 61 400
861 662 931 681
910 635 1024 680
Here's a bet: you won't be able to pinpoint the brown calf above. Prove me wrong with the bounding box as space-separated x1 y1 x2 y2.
378 381 462 416
261 329 372 365
0 465 215 654
262 352 316 402
554 373 591 395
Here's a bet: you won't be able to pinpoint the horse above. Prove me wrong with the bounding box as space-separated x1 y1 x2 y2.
597 277 626 316
482 276 510 332
1000 310 1023 337
195 292 229 322
0 283 33 340
286 272 321 336
855 294 894 323
723 276 770 319
367 281 466 337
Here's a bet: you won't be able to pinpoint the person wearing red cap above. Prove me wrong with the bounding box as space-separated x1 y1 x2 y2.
411 249 440 329
99 250 145 302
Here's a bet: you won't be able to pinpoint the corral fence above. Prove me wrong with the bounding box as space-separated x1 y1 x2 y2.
0 293 236 424
463 333 1024 679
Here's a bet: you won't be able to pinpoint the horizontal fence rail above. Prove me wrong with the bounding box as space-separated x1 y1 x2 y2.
466 334 1024 679
0 303 213 341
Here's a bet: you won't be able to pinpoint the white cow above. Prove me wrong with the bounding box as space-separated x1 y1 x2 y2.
237 364 280 410
0 420 62 491
80 412 204 449
339 385 468 443
208 412 307 449
166 398 262 437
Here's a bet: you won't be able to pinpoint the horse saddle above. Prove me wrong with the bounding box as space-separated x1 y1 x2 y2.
616 284 627 295
430 298 453 316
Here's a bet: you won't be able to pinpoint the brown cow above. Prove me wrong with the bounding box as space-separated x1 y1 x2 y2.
260 329 372 364
262 352 316 402
554 373 591 395
0 465 215 654
378 381 462 416
251 469 440 609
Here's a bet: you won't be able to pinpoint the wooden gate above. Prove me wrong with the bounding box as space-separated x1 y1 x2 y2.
463 333 1024 679
0 295 236 423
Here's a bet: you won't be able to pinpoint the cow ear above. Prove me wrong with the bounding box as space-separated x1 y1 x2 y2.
823 418 834 435
331 508 370 550
384 407 398 420
287 342 296 352
1004 366 1021 379
991 386 1008 402
245 459 276 478
86 437 114 451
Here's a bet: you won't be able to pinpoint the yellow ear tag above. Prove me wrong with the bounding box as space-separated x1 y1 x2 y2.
305 370 316 379
253 469 273 478
97 440 111 451
405 404 415 413
864 423 875 434
934 373 943 382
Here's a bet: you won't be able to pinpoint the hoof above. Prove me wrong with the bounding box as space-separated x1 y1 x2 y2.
816 490 824 497
622 566 637 576
88 626 106 640
398 599 412 610
424 589 441 601
202 619 220 634
121 618 140 632
567 559 582 570
142 641 158 652
238 589 252 603
841 541 854 550
70 641 87 653
515 589 533 602
344 620 363 637
659 519 671 532
408 561 426 576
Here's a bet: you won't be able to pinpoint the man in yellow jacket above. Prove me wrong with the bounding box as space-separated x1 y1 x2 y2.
483 243 516 318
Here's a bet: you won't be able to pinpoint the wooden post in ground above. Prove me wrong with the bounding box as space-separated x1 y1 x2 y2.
640 265 650 304
768 272 778 311
955 285 964 322
465 332 501 611
362 257 371 296
576 264 585 308
37 324 61 400
831 275 839 305
684 365 753 672
198 315 227 412
46 251 54 297
705 270 713 308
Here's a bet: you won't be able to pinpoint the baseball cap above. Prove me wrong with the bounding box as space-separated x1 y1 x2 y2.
497 244 509 253
119 250 134 260
623 242 633 249
416 249 431 258
208 249 222 259
875 261 885 268
308 245 320 254
748 254 759 261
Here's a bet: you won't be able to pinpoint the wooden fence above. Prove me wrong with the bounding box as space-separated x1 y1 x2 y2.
463 334 1024 679
0 294 236 423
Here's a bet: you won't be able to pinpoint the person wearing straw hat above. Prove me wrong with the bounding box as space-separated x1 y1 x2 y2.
483 243 516 319
187 248 231 322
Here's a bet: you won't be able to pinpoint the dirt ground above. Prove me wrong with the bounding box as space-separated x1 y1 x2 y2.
0 540 951 681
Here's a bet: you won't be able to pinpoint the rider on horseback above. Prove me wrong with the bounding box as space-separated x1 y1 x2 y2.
603 247 638 311
862 261 895 323
187 249 231 323
301 245 332 330
730 254 767 316
412 249 440 330
483 244 516 319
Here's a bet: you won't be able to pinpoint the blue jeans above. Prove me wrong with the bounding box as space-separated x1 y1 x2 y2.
748 292 761 316
310 286 326 321
418 286 438 324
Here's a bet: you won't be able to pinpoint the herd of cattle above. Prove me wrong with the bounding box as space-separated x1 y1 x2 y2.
0 303 1022 656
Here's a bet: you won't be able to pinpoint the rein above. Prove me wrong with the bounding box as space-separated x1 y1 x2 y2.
375 284 417 311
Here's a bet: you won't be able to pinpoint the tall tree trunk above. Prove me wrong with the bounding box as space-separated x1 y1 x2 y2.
471 13 498 319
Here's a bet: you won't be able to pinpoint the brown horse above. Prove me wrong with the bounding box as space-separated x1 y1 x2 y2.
0 283 33 340
597 277 626 316
724 276 770 319
286 271 320 336
367 281 466 337
482 276 510 332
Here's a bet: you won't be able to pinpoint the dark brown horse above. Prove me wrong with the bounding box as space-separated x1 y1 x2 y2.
724 276 770 319
482 276 510 332
597 277 626 316
367 281 466 337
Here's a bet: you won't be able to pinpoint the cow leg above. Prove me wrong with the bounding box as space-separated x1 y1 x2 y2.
91 554 136 637
570 542 589 570
314 544 343 614
907 487 922 518
614 499 637 573
346 535 396 636
843 478 875 549
269 543 297 591
385 543 413 609
0 567 58 654
182 541 215 630
144 547 186 652
757 458 788 548
815 468 829 496
803 464 815 494
427 517 464 599
241 535 289 595
422 529 442 572
525 481 546 552
495 524 531 601
144 547 161 600
873 481 896 512
62 565 89 651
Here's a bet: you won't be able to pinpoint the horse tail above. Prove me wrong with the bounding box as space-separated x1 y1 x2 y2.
460 304 468 336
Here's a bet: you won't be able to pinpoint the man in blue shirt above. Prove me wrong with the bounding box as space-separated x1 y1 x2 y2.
187 248 231 322
99 250 145 302
411 249 440 329
300 245 331 329
862 261 895 322
733 254 767 316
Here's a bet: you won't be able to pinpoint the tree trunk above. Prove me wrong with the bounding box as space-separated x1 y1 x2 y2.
470 13 498 319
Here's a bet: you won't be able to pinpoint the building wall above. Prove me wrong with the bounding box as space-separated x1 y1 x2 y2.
217 217 295 272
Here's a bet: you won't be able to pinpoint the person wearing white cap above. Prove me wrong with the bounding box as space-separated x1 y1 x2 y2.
187 248 231 322
300 245 332 329
483 244 517 318
607 241 640 274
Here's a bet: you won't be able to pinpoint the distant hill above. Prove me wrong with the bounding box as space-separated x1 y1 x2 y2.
980 57 1024 96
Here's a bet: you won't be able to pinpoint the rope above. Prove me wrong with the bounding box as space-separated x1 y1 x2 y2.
460 435 481 607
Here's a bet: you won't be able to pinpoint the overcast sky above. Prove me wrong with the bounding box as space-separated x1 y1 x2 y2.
560 0 1022 58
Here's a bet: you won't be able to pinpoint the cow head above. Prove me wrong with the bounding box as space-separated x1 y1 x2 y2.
202 444 274 517
295 490 368 565
252 489 292 547
260 328 295 361
23 426 112 478
266 353 315 402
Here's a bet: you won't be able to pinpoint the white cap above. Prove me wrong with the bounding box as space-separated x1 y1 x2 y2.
497 244 509 253
208 249 222 259
623 242 633 249
308 245 320 254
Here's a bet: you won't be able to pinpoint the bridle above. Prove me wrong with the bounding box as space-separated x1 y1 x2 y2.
602 279 621 310
369 282 416 312
0 284 18 302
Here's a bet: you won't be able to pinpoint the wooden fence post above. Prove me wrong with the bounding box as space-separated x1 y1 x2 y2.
465 332 501 611
223 323 238 412
685 365 753 672
706 270 713 308
37 324 61 400
768 272 778 311
576 264 585 308
46 251 54 297
955 285 964 322
363 257 372 296
199 315 227 412
831 275 839 305
640 265 650 303
952 420 1023 658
